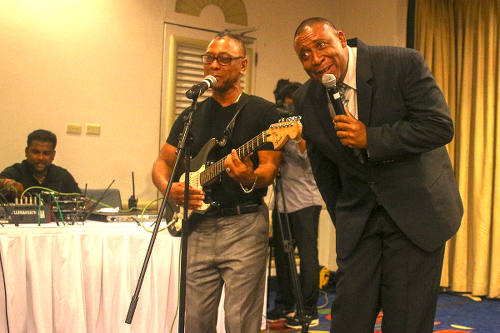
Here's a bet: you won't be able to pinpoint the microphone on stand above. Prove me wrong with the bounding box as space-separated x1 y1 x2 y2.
322 74 366 164
185 75 217 99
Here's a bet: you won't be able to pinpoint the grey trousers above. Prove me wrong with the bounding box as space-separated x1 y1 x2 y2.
185 205 269 333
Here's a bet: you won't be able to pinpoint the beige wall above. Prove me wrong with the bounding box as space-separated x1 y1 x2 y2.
0 0 407 211
0 0 165 203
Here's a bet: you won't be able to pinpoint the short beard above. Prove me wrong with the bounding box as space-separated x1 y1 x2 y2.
213 80 240 95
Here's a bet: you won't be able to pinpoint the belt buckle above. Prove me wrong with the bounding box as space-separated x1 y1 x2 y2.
206 202 221 216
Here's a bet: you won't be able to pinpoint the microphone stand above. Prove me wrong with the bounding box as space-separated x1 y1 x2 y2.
126 92 199 333
273 171 309 332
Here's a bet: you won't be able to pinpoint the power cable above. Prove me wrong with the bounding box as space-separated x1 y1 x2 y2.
0 250 10 333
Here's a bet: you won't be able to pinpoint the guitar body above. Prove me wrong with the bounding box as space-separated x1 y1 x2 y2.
166 118 302 236
167 138 218 236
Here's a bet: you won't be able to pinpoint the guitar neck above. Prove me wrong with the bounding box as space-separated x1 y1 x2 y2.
200 131 267 186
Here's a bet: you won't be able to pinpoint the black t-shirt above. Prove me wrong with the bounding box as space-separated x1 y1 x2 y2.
0 160 81 197
167 93 280 206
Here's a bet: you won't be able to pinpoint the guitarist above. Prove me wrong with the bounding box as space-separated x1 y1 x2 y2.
152 32 281 333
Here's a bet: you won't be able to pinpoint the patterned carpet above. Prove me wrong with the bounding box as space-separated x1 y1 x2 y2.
264 290 500 332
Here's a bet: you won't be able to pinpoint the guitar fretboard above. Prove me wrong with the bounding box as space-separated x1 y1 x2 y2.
200 131 267 186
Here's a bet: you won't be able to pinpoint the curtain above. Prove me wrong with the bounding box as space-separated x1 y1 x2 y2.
415 0 500 298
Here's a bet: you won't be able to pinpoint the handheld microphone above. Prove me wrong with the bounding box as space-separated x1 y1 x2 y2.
321 74 345 116
185 75 217 99
322 74 366 164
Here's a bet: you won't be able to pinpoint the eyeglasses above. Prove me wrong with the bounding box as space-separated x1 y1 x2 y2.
201 54 244 65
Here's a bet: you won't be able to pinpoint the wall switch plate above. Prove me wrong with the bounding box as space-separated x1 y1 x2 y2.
66 123 82 134
86 123 101 135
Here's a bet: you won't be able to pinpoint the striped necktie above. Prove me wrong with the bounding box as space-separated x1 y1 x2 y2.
338 83 349 106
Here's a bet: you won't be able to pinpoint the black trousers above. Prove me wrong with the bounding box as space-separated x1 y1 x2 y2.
272 205 322 315
331 206 445 333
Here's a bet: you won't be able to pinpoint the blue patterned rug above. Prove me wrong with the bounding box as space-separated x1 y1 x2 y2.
266 283 500 332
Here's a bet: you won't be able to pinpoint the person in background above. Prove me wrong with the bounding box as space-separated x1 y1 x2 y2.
0 129 80 200
293 17 463 332
267 79 324 328
152 32 281 332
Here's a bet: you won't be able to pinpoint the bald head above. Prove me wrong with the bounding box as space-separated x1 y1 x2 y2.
294 17 337 39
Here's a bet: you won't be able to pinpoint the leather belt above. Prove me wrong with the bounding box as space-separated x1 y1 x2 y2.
206 202 261 217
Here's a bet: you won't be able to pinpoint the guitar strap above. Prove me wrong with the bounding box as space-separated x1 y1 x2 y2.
217 93 249 148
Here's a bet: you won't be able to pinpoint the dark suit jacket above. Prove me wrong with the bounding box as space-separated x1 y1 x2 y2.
294 39 463 258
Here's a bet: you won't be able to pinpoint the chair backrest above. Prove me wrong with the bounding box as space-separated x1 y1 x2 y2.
84 188 122 210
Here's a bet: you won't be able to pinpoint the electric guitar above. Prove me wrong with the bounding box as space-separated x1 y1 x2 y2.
167 117 302 236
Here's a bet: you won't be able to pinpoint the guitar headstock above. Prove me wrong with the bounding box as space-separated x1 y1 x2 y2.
265 116 302 150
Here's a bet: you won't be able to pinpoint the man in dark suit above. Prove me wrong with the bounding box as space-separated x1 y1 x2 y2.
292 17 463 332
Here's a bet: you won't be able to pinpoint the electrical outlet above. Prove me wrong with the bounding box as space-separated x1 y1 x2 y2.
86 123 101 135
66 123 82 134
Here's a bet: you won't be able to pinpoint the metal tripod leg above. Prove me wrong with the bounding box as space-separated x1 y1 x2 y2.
273 172 309 332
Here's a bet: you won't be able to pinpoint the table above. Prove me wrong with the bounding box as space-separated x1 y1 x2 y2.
0 222 265 333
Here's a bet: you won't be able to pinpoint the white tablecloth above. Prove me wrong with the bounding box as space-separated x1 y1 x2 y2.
0 222 263 333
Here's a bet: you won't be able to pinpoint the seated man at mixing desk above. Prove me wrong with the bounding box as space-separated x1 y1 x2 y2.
0 129 81 201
